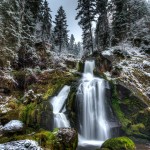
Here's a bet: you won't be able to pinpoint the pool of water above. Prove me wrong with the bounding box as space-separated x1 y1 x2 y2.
77 143 150 150
136 143 150 150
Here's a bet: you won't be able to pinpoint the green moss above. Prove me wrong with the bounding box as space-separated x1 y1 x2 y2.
111 83 150 139
111 84 131 134
0 130 57 149
101 137 136 150
66 84 78 127
29 70 77 101
131 123 145 133
34 130 56 148
19 103 40 128
77 61 84 72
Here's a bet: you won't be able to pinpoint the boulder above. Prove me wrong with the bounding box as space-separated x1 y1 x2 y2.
0 140 42 150
1 120 24 134
100 137 135 150
55 128 78 150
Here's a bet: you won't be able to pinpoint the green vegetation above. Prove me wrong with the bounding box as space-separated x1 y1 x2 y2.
111 84 131 134
111 82 150 139
0 129 56 149
101 137 135 150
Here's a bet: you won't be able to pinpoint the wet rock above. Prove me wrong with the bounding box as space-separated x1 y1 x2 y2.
56 128 78 150
40 101 54 131
0 140 42 150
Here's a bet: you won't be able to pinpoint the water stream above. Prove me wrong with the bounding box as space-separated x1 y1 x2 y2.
77 60 111 147
50 85 70 128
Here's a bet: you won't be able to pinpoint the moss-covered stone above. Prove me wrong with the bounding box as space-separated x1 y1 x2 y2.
77 61 84 72
0 129 55 148
66 81 79 127
0 128 78 150
133 108 150 137
28 70 78 100
111 82 150 139
101 137 136 150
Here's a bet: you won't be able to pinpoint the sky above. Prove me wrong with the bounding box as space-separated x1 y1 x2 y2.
48 0 82 43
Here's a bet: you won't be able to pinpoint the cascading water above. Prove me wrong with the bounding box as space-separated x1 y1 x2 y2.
77 60 110 146
50 85 70 128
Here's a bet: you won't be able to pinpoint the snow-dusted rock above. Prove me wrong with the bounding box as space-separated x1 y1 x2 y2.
2 120 24 134
102 49 114 62
0 140 42 150
143 60 150 68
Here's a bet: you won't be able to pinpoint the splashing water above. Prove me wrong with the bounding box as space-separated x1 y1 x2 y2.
77 60 110 146
50 86 70 128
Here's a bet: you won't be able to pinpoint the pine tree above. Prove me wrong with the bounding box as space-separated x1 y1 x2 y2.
53 6 69 53
0 0 21 67
127 0 149 25
111 0 128 44
41 0 52 42
111 0 149 45
95 0 109 50
25 0 43 22
76 0 96 54
18 0 37 68
69 34 75 52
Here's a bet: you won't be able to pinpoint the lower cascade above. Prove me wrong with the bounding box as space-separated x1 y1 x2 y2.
76 60 111 146
50 85 70 128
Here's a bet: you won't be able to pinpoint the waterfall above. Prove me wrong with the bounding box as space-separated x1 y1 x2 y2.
77 60 110 145
50 85 70 128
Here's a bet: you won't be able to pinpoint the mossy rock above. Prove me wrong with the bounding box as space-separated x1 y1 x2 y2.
66 81 79 127
77 61 84 72
0 129 56 149
19 101 53 130
0 128 78 150
101 137 136 150
111 83 149 138
28 70 78 100
133 108 150 137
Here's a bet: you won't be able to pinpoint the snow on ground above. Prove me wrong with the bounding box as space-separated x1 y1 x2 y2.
51 51 81 63
0 96 12 113
2 120 24 132
102 42 150 100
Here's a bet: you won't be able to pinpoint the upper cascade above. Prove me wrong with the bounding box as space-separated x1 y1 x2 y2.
84 60 95 75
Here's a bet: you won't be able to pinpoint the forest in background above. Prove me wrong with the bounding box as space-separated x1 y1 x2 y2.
0 0 150 70
0 1 150 150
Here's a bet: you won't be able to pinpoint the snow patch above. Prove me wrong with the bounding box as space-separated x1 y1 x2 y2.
0 140 42 150
2 120 23 132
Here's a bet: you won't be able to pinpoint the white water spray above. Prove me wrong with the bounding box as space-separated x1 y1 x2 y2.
77 60 110 145
50 85 70 128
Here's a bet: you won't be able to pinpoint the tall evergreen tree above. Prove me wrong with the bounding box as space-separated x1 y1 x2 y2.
0 0 21 67
127 0 149 26
25 0 43 22
95 0 109 50
53 6 69 52
111 0 149 45
69 34 75 52
41 0 52 42
76 0 96 54
18 0 37 68
111 0 128 44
